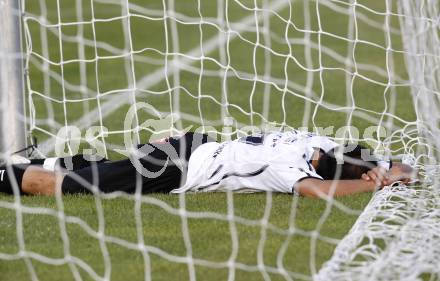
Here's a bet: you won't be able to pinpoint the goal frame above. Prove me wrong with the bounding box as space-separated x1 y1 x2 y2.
0 0 27 155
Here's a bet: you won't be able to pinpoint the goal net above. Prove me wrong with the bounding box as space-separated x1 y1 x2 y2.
1 0 439 280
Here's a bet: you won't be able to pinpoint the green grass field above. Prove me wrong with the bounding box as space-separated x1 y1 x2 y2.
1 0 417 280
0 193 373 281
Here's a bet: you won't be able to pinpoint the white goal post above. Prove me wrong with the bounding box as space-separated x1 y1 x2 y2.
0 0 27 155
1 0 440 280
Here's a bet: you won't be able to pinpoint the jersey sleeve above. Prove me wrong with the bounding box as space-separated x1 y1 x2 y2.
308 136 339 152
275 164 323 194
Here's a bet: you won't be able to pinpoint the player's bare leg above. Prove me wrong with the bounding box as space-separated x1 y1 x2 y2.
21 166 63 195
0 154 106 195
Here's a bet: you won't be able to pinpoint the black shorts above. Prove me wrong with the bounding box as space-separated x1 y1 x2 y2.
61 132 213 194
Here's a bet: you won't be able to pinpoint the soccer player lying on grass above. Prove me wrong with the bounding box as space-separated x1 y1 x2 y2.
0 131 414 198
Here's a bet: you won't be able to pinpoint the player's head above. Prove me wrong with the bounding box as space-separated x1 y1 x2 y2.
315 145 378 180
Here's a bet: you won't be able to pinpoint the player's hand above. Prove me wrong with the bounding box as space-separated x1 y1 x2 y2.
362 163 414 188
361 167 389 188
384 163 414 185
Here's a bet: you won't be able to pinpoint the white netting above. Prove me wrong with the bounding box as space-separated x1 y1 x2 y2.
21 0 422 151
316 185 440 281
317 1 440 280
1 0 440 280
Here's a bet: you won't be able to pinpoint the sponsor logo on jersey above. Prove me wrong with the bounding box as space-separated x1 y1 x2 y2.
212 143 227 159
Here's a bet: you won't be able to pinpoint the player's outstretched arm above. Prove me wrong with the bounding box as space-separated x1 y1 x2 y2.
295 178 378 198
296 162 415 198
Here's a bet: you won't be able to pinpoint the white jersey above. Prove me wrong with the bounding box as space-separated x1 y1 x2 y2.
171 131 339 194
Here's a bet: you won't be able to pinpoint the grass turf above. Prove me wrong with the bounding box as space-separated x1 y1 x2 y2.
1 0 417 280
0 193 372 281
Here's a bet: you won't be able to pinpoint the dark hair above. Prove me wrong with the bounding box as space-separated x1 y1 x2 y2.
315 145 378 180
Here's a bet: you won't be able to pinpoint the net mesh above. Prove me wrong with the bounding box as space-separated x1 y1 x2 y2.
1 0 439 280
317 1 440 279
